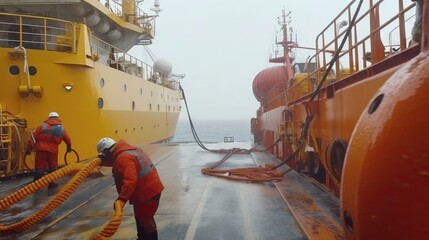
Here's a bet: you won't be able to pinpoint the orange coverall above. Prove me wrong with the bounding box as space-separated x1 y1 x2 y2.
27 118 71 180
111 139 164 240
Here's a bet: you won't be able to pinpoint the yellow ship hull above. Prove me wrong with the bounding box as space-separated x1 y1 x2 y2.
0 14 181 172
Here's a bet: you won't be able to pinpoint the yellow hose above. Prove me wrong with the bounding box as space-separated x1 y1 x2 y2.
0 163 81 211
0 158 100 234
91 201 123 240
0 158 124 238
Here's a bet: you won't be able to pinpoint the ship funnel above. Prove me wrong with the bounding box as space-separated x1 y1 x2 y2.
151 0 163 14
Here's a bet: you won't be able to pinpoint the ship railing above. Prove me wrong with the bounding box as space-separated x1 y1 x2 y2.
267 0 416 108
0 12 75 53
90 36 179 90
101 0 156 32
264 82 287 110
314 0 415 76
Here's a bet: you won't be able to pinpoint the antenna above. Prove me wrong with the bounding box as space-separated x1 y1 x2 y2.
151 0 163 15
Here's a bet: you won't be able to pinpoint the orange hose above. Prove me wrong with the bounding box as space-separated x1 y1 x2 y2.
90 201 123 240
0 158 100 234
201 148 284 182
0 157 124 238
0 163 81 211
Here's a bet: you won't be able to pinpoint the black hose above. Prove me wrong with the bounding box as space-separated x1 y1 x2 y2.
179 84 212 151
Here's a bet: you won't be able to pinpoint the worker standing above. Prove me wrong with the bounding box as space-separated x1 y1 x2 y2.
96 137 164 240
26 112 72 188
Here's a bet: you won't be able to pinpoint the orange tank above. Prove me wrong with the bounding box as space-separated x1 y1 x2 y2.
341 50 429 239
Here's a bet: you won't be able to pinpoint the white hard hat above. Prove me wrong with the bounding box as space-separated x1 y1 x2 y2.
48 112 59 118
97 137 116 153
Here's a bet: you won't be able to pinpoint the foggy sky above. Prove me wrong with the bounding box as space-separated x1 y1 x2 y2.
131 0 386 120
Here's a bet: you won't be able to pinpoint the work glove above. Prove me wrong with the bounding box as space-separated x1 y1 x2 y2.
25 149 32 155
66 146 72 153
113 198 125 211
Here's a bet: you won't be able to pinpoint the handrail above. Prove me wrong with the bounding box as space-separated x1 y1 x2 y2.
264 0 416 111
0 12 75 53
0 12 179 90
90 35 179 90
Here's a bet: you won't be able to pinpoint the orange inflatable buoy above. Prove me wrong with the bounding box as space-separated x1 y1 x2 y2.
341 51 429 239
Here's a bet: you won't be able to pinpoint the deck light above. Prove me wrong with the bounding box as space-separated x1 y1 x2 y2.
63 83 74 92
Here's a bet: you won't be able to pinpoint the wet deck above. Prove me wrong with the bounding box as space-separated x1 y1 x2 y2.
0 142 343 240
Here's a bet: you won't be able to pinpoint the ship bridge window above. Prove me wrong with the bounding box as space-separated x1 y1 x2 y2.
9 66 20 75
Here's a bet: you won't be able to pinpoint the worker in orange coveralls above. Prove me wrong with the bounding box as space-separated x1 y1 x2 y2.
96 137 164 240
26 112 72 189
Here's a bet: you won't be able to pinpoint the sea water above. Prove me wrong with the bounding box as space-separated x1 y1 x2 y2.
172 118 253 143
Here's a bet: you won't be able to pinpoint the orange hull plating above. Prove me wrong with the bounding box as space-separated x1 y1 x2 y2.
252 0 428 238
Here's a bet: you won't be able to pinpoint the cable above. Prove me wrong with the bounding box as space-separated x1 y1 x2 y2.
181 0 365 183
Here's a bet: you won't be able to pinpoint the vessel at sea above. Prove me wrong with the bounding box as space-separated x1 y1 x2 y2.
0 0 183 176
0 0 428 239
251 0 429 239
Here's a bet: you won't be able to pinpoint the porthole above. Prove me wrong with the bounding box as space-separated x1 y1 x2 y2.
100 78 105 88
149 103 152 111
168 105 170 111
326 140 347 181
157 104 160 111
368 94 384 114
123 84 127 92
140 88 143 95
29 66 37 75
344 211 353 232
98 98 104 109
161 93 163 99
9 65 19 75
151 91 153 97
132 101 135 110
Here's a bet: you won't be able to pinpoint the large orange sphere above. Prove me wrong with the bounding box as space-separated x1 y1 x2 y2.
341 51 429 239
252 66 288 102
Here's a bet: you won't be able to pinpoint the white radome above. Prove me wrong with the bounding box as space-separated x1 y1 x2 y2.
154 59 173 75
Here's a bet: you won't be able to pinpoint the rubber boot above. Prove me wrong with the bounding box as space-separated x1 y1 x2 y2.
137 231 158 240
47 168 58 189
33 170 44 182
